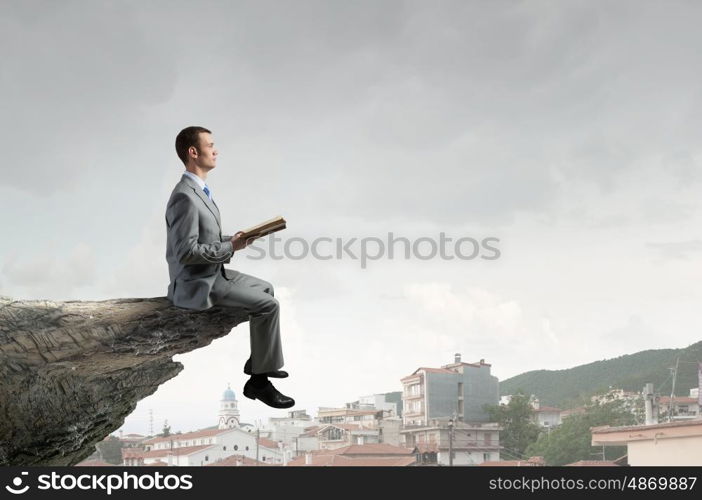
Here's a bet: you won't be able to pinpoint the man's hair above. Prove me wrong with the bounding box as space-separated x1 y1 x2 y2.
175 126 211 165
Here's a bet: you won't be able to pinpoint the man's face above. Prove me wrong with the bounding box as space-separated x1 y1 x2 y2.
191 132 218 170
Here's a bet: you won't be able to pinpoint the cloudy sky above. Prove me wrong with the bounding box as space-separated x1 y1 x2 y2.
2 0 701 434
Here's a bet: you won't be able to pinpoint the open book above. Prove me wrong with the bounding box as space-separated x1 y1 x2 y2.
240 215 287 240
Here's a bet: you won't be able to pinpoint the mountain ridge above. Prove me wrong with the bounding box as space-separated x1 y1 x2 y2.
500 340 702 408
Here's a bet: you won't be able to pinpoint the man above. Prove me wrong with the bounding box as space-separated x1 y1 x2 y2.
165 126 294 409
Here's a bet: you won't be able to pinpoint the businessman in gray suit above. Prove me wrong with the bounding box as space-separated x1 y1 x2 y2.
165 126 294 409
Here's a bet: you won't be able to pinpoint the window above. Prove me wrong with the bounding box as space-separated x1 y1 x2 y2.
406 383 422 397
420 452 437 464
245 446 249 451
223 446 226 451
483 453 490 461
234 445 238 451
328 427 343 440
205 455 209 461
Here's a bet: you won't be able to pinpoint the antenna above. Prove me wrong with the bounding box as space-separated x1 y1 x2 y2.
668 357 680 422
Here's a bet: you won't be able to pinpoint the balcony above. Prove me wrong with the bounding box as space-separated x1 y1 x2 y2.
441 441 501 450
403 391 424 400
403 409 425 417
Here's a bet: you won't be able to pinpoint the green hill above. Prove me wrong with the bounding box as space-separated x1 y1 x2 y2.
500 340 702 408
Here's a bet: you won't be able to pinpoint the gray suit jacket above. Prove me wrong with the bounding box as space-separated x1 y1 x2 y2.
165 174 233 310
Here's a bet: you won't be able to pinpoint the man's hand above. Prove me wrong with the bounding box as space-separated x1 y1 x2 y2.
231 231 256 252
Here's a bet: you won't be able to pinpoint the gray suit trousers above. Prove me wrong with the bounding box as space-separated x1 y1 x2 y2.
211 268 284 374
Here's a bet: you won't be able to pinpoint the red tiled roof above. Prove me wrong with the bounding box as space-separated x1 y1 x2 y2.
481 456 544 467
143 428 227 445
480 457 544 467
592 418 702 434
122 444 214 459
323 443 414 456
207 454 271 466
318 409 379 416
121 448 145 458
299 426 320 437
75 459 114 466
287 455 416 466
480 460 542 467
257 437 280 449
402 361 491 381
566 460 619 467
401 367 455 381
659 396 698 404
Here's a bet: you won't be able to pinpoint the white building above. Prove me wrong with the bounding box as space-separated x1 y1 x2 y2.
592 419 702 466
356 393 401 417
531 400 562 428
501 395 563 428
296 426 321 455
317 423 380 450
265 410 314 447
659 388 701 421
402 419 502 466
121 386 283 466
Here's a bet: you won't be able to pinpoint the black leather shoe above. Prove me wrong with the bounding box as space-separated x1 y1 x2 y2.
243 358 289 378
243 379 295 409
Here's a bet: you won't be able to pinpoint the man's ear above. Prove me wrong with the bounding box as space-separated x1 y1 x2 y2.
189 146 198 158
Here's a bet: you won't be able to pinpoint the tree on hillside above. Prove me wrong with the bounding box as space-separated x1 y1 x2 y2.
484 392 540 460
161 420 171 437
525 399 634 465
95 435 124 465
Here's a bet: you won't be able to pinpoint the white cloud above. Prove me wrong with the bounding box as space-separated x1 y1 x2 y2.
1 242 96 300
101 210 169 300
404 282 526 340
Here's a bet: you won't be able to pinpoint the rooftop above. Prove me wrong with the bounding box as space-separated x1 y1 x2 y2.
287 455 416 466
207 454 271 467
257 437 280 449
143 428 229 445
566 460 619 466
480 457 545 467
121 444 214 459
75 459 114 467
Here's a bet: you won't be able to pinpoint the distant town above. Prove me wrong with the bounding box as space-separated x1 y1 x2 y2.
76 354 702 467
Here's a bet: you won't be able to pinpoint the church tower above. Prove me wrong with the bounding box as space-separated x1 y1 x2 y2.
218 384 240 429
